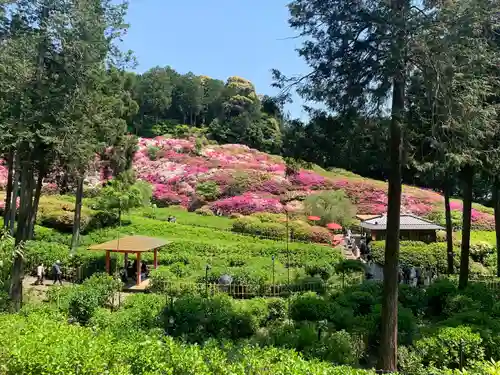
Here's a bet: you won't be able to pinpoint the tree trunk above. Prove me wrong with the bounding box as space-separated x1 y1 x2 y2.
9 154 20 236
71 175 84 254
4 149 13 229
27 169 44 240
378 0 407 368
444 181 454 274
459 166 473 290
10 160 34 311
378 46 405 374
494 178 500 277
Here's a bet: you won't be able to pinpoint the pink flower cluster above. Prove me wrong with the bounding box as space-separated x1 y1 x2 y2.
210 193 283 216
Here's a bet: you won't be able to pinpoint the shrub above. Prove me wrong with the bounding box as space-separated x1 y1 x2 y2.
48 273 122 325
290 292 330 322
232 216 287 240
90 294 164 337
426 278 458 317
196 181 221 201
147 145 161 160
415 326 484 369
195 206 215 216
305 261 333 281
68 287 101 325
162 294 268 342
303 190 356 227
306 329 363 366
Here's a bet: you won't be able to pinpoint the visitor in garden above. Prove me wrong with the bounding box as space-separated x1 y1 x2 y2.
403 266 411 284
52 260 63 285
359 240 367 259
35 263 44 285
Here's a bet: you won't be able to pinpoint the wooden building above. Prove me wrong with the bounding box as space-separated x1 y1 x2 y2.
359 214 444 243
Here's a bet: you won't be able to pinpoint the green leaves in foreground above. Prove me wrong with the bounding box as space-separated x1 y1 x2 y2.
0 312 378 375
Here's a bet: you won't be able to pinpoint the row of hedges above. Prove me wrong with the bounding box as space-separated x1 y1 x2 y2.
0 310 376 375
232 214 334 245
370 240 493 275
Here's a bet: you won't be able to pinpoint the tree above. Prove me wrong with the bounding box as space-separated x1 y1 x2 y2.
0 0 130 310
410 0 500 289
274 0 423 369
97 172 152 226
304 191 356 227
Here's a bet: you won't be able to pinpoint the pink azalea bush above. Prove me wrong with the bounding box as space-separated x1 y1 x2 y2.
211 193 283 216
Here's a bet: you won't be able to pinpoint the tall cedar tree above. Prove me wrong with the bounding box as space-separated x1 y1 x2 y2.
272 0 425 369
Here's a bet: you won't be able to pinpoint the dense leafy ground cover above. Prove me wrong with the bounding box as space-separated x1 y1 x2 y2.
4 272 500 374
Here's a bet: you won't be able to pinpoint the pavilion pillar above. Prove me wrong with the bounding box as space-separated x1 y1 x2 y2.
136 252 141 286
154 249 158 269
124 253 128 268
105 251 110 275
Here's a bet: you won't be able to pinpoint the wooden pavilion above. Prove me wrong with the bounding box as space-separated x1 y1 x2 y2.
88 235 169 285
359 214 444 243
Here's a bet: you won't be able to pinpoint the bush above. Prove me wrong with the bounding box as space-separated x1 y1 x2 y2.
68 287 101 325
48 274 122 325
232 216 287 240
371 240 461 274
195 206 215 216
90 294 164 337
147 145 161 160
196 181 221 201
425 278 458 317
290 292 331 321
162 294 268 342
303 190 356 227
415 326 484 369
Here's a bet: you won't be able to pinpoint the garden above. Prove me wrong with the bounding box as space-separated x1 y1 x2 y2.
0 138 499 374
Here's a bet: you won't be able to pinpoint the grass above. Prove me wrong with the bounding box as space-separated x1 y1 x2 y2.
138 206 233 230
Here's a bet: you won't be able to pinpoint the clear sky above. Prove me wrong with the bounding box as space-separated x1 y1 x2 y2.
122 0 310 119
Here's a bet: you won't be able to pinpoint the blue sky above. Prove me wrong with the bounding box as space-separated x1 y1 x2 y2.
122 0 311 119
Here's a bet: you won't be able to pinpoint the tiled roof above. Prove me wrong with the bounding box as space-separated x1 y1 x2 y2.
359 214 444 231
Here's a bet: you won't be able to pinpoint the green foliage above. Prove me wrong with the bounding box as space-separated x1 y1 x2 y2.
371 241 461 273
0 312 379 375
147 145 161 160
97 174 152 215
415 326 484 369
257 322 363 366
161 294 269 342
196 181 221 201
304 190 356 227
90 293 164 338
290 292 331 322
195 206 215 216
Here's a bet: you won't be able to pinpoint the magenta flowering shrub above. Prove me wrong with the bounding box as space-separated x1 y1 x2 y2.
210 193 283 216
289 171 333 190
152 184 190 207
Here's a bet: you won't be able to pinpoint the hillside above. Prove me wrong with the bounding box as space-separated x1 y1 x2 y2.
132 137 494 230
0 136 492 230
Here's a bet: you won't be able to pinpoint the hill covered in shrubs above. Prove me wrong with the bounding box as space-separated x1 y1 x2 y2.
0 136 494 231
132 137 494 230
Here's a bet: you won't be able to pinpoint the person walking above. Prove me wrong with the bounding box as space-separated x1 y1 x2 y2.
52 260 63 285
36 263 44 285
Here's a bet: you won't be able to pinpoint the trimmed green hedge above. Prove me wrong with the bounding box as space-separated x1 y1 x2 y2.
0 312 377 375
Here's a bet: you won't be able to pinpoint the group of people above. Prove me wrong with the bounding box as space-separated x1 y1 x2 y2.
398 266 435 287
35 260 63 285
119 259 150 283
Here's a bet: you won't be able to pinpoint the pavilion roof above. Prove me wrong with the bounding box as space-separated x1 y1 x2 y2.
359 214 444 231
88 235 169 253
